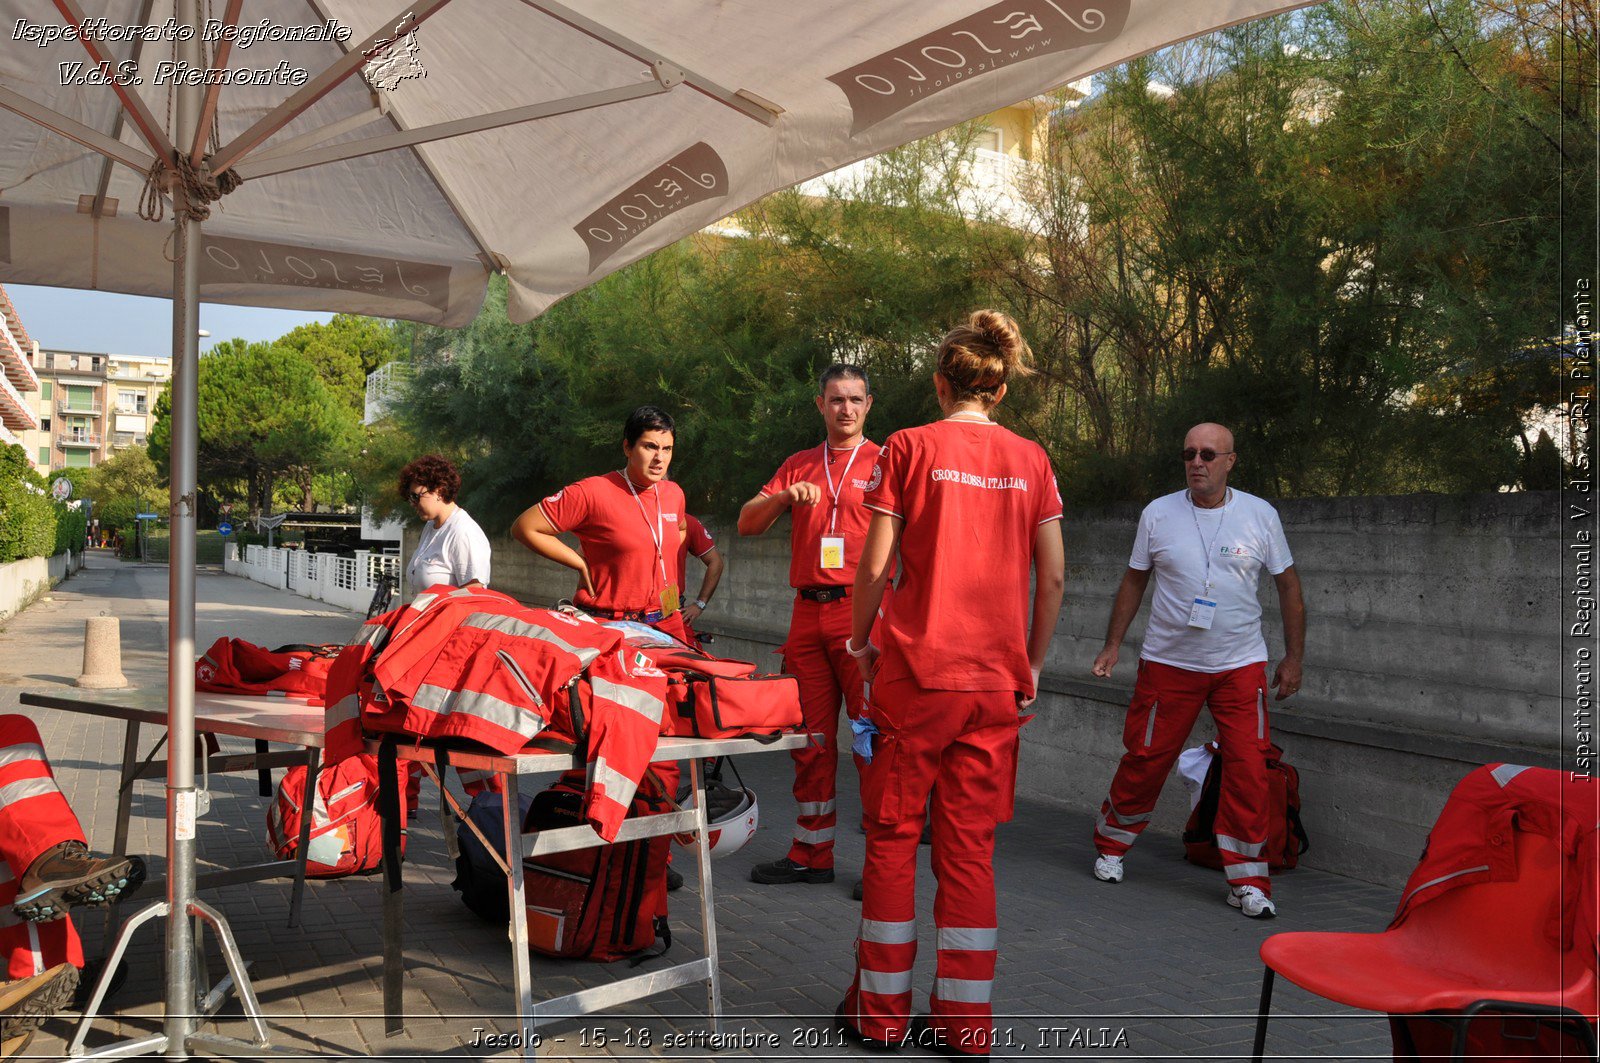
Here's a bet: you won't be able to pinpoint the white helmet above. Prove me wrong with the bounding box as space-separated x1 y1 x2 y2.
679 773 759 857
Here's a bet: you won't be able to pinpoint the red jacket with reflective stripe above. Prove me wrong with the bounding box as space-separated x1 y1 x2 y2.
196 637 336 702
323 586 669 840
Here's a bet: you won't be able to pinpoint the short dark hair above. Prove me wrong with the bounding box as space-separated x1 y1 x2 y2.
819 363 870 394
398 454 461 504
624 405 675 445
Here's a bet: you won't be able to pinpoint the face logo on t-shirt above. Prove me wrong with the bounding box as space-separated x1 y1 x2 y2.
864 464 883 492
1219 545 1254 559
662 512 678 523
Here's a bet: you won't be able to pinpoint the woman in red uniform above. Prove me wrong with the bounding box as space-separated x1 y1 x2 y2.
839 311 1066 1054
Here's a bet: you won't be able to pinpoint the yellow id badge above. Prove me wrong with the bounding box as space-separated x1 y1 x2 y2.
660 585 680 615
820 536 845 570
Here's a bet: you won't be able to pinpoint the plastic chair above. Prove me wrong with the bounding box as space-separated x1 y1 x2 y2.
1252 829 1598 1061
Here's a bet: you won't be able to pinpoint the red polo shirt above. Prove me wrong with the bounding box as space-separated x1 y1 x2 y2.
760 440 882 589
539 472 686 614
863 419 1062 693
676 514 716 599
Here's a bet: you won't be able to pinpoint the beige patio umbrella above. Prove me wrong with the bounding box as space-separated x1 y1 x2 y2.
0 0 1311 1056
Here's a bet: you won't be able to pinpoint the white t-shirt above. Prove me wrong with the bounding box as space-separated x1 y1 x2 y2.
408 507 492 592
1129 488 1293 673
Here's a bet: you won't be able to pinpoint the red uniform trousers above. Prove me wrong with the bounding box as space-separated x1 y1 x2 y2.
0 715 86 978
844 676 1019 1053
1093 659 1274 892
782 596 864 870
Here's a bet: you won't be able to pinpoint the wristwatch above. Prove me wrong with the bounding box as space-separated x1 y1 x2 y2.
694 598 708 610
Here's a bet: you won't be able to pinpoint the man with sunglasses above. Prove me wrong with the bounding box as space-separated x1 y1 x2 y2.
1088 423 1305 918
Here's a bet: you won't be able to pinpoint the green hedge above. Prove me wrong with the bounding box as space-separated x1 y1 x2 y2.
0 444 87 564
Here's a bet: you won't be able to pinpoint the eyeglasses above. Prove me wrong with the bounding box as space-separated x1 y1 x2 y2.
1182 448 1234 463
406 488 432 507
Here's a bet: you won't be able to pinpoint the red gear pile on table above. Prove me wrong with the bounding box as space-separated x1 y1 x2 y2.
195 637 339 702
322 585 670 841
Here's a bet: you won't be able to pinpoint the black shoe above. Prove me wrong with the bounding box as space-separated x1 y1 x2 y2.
906 1016 987 1057
852 878 864 901
920 820 932 845
750 858 834 885
13 844 145 923
834 1002 902 1052
665 866 684 892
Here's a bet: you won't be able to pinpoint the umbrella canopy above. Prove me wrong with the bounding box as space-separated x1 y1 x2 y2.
1 0 1310 325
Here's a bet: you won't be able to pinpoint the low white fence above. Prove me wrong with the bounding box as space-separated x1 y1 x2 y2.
225 543 399 614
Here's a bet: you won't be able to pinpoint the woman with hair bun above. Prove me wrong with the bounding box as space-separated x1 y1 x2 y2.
399 454 492 594
838 310 1066 1055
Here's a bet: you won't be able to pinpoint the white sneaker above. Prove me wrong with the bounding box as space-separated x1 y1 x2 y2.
1228 885 1277 918
1092 854 1124 883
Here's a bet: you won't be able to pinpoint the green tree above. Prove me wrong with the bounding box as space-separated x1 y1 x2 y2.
81 446 162 540
150 342 358 519
276 314 410 413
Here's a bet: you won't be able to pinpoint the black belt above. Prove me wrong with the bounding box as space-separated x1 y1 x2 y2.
798 586 849 603
588 606 670 623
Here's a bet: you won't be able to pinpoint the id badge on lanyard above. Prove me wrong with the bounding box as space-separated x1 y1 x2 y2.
821 443 864 572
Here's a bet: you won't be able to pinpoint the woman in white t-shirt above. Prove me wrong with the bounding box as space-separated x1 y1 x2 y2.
400 455 492 593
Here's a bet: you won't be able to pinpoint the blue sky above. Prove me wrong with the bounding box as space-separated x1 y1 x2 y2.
5 285 335 360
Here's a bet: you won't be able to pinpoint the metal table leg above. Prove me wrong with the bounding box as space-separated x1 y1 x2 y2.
288 748 320 927
103 720 141 946
502 777 534 1060
691 757 723 1038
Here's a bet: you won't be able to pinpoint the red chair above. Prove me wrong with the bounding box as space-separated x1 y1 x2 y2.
1252 828 1598 1061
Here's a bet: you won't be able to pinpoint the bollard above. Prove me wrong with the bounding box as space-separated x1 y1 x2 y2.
76 615 129 689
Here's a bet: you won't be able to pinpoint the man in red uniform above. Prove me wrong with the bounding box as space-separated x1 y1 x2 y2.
512 404 689 888
1088 422 1305 918
677 513 724 649
739 364 879 887
838 313 1065 1055
0 714 146 1043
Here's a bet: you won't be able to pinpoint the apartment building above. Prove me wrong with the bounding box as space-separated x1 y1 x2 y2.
24 345 172 470
0 289 41 459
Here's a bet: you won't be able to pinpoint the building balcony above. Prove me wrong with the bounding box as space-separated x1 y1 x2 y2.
0 421 17 449
0 315 38 393
0 372 38 433
111 432 147 448
57 434 100 449
40 352 107 377
58 400 103 416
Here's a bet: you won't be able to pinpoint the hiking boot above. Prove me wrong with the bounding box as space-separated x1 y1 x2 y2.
665 866 684 892
749 858 834 885
1092 853 1124 883
1228 884 1278 918
0 963 78 1039
13 842 145 923
833 1002 903 1052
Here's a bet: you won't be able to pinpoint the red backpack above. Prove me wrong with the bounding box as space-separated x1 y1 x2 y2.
197 637 339 702
266 755 409 877
1182 742 1309 872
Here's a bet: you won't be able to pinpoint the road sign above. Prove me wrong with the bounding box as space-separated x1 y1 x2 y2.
217 522 234 536
135 513 161 520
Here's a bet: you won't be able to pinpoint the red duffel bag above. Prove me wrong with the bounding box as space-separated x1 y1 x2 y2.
666 673 802 740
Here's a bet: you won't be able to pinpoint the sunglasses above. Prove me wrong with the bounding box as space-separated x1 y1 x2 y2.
1182 448 1234 463
406 488 432 506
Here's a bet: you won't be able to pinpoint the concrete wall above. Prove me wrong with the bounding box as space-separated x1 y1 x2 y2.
418 491 1562 888
0 549 78 624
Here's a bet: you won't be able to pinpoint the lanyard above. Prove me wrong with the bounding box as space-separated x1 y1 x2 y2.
1188 488 1230 595
821 442 864 536
622 472 669 591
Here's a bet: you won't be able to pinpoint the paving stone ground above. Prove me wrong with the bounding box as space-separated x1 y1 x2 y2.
3 553 1401 1060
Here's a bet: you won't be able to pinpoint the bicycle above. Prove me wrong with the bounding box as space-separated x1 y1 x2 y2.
366 571 399 620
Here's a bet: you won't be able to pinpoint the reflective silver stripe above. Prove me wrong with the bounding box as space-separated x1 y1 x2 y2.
461 612 600 666
860 918 917 945
1491 764 1529 788
589 757 634 803
0 744 47 769
355 623 389 647
859 968 914 995
797 800 836 816
449 587 479 597
413 684 543 737
591 677 665 725
1095 813 1138 846
937 927 997 952
1401 864 1491 905
1142 701 1159 747
934 977 993 1004
411 592 439 612
1257 689 1265 741
325 694 359 729
1225 861 1270 881
795 826 835 844
1106 800 1151 825
1215 834 1267 858
0 777 61 809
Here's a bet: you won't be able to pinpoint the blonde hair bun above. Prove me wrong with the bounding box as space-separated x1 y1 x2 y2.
936 309 1035 405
